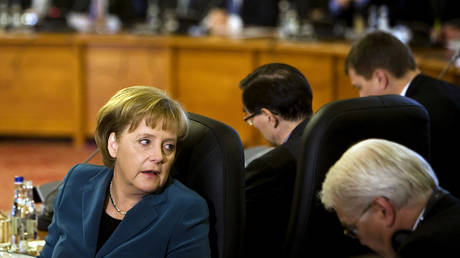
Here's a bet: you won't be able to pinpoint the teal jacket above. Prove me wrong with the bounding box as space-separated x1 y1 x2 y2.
39 164 210 258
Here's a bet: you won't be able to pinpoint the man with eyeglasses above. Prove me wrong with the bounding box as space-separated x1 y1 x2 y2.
321 139 460 257
239 62 313 258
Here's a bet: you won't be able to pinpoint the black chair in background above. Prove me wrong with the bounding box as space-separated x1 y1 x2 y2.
172 112 245 258
284 95 431 258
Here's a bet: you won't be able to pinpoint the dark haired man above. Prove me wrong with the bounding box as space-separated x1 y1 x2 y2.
239 63 313 258
345 31 460 198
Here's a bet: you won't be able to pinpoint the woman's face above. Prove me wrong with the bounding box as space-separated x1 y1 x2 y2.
108 118 177 196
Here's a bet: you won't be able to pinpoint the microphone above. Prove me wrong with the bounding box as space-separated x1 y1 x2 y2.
438 48 460 80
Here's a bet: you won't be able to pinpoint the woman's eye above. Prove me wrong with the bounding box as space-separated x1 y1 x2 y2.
139 139 150 145
163 144 176 153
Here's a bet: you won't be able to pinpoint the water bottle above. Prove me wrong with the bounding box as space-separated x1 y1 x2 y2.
367 5 377 32
146 0 161 32
0 0 9 31
21 180 37 248
10 178 37 254
9 0 22 30
377 5 390 32
10 176 25 252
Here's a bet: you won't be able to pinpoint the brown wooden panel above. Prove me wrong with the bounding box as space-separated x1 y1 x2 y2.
258 52 335 112
0 45 78 135
1 33 458 148
335 57 359 100
85 46 171 136
175 48 264 147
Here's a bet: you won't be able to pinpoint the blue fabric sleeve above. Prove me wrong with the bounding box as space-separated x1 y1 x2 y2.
37 165 76 258
167 197 211 258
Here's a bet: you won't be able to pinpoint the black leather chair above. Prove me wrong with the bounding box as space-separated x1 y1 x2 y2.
172 112 245 258
284 95 431 258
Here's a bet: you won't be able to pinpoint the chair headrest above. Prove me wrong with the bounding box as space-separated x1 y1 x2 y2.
172 112 245 258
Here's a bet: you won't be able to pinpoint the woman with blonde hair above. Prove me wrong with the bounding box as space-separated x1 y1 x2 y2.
39 86 210 258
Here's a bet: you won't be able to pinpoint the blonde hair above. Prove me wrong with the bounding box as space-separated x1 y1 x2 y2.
320 139 438 216
95 86 189 169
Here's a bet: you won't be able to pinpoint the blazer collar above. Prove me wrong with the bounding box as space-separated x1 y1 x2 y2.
92 176 171 257
82 169 112 254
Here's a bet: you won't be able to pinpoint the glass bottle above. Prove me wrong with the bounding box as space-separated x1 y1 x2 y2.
21 180 37 251
10 176 25 252
10 178 37 254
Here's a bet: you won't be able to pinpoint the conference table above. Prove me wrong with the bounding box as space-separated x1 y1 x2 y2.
0 236 45 257
0 32 458 148
0 209 46 257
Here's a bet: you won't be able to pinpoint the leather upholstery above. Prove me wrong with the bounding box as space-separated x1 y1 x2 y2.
284 95 431 257
173 112 245 258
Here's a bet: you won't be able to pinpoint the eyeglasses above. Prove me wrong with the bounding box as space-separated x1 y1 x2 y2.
243 111 261 126
343 203 372 239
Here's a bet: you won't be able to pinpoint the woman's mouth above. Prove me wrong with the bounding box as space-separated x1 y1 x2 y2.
141 170 160 176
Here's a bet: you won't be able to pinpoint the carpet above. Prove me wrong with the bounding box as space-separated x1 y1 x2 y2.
0 138 103 212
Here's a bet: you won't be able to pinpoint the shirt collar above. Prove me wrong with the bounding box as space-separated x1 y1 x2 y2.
412 207 426 230
400 81 411 96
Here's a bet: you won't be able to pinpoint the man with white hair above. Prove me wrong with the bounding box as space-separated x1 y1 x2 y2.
321 139 460 257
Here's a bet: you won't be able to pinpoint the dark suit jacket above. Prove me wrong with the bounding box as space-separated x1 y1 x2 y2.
244 118 310 258
65 0 140 25
239 0 280 27
406 74 460 198
390 0 460 25
39 164 210 258
396 191 460 257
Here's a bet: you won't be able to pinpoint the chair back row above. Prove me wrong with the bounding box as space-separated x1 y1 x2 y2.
37 95 430 258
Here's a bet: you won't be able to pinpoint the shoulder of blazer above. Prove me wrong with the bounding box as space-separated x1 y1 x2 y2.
166 178 207 206
65 164 111 186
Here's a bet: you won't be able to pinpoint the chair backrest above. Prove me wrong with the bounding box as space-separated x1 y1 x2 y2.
172 112 245 258
284 95 431 257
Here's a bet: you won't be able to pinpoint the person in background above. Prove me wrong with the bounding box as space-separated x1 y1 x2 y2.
429 0 460 45
329 0 460 45
48 0 140 27
345 31 460 199
239 63 313 258
387 0 460 46
328 0 369 26
158 0 222 33
205 0 309 35
320 138 460 257
39 86 210 257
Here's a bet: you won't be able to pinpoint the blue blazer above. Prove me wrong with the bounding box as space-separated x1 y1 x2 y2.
39 164 210 258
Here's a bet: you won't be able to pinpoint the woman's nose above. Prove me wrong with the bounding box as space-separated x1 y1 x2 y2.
148 144 164 163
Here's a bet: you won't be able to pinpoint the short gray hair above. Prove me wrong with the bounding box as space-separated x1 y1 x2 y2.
320 139 438 216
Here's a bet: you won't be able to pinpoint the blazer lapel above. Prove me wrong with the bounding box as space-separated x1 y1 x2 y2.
96 188 168 257
82 170 112 254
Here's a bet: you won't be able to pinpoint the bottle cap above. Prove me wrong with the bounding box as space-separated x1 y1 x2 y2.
14 176 24 183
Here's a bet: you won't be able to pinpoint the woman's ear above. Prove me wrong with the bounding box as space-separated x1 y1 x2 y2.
108 132 118 158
